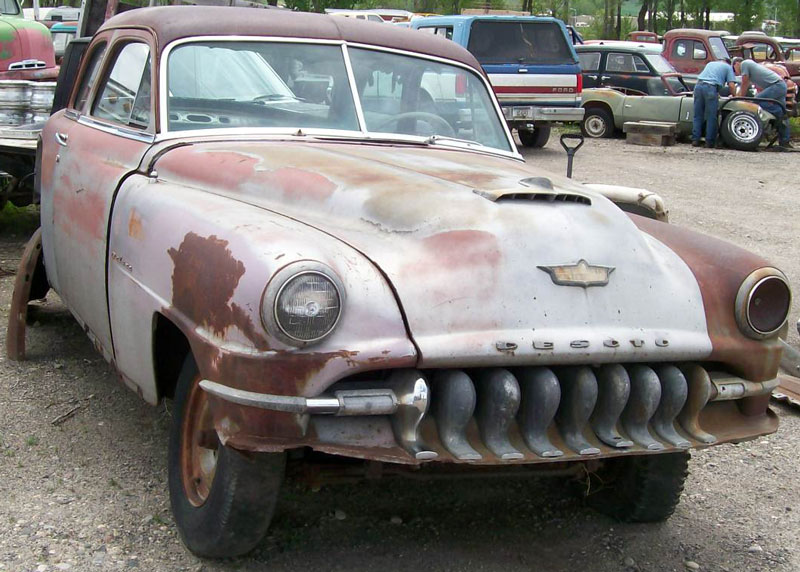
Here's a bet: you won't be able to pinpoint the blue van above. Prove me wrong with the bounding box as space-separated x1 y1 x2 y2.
412 16 584 147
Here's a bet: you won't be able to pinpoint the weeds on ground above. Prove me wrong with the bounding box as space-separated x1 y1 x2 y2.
25 435 39 447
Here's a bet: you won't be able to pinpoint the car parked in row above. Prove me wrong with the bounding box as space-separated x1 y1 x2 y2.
576 41 686 95
662 28 730 86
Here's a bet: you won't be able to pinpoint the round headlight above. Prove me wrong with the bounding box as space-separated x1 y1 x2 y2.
735 268 791 339
274 272 341 342
262 262 344 346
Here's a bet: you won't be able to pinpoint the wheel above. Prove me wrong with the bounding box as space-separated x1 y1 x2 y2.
582 452 689 522
518 125 551 147
375 111 456 137
581 107 614 138
720 110 763 151
168 355 286 558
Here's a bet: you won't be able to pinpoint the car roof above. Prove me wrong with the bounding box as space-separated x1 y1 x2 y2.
100 6 483 72
414 14 563 25
663 28 725 38
576 41 663 54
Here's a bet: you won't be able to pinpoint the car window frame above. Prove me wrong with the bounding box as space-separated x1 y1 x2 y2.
79 29 157 138
577 51 600 71
91 41 152 130
605 51 651 74
69 38 109 115
156 36 520 159
671 39 690 59
692 40 707 60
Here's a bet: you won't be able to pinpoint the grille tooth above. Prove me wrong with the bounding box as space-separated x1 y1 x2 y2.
622 365 665 450
591 364 634 448
652 365 691 448
474 368 524 460
517 367 563 458
432 370 482 461
556 366 601 455
677 364 717 444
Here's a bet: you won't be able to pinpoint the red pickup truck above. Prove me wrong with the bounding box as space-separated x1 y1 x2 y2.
662 29 730 84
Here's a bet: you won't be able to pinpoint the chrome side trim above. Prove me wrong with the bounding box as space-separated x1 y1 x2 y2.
77 115 155 143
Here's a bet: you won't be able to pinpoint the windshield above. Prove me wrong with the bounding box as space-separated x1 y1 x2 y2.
166 41 512 152
644 54 676 73
709 37 729 60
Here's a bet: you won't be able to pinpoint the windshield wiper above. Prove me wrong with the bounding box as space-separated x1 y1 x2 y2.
425 134 486 148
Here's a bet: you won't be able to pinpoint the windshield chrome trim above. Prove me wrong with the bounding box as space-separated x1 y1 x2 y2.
158 35 520 159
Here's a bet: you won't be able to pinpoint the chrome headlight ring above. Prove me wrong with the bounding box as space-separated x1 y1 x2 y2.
261 261 345 347
734 268 791 340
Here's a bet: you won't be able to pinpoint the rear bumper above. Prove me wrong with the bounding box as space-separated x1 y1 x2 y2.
502 105 585 123
202 363 779 465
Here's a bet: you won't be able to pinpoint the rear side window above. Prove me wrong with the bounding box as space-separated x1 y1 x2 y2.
606 52 649 73
73 42 107 112
468 21 574 65
92 42 152 129
578 52 600 71
0 0 19 15
672 39 690 59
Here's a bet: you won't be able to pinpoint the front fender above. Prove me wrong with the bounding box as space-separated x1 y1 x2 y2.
107 175 416 408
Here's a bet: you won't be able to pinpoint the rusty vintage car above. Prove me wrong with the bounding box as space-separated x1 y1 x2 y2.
7 6 792 558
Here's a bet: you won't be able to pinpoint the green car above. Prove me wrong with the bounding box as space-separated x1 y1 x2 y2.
581 75 780 151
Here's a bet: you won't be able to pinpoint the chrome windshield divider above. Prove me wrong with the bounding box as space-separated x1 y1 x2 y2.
341 43 368 135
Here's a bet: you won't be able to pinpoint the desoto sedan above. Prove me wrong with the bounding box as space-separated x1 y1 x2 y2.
7 6 791 558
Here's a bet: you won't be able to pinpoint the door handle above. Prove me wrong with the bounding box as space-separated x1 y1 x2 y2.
586 74 598 80
600 75 611 80
55 132 68 147
624 104 632 108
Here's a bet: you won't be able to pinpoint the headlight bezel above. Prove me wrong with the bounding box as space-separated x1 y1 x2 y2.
734 268 791 340
261 261 345 347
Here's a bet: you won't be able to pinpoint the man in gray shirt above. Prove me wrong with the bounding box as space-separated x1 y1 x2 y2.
734 58 792 150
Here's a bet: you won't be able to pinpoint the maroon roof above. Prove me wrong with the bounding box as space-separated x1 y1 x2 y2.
100 6 482 72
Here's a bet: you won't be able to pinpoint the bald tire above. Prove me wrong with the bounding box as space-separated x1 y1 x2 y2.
583 451 689 522
168 355 286 558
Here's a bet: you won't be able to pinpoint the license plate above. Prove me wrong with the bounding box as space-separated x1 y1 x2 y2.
513 107 533 119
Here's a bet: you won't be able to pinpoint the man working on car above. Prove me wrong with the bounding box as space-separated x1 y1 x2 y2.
692 59 737 148
733 57 792 150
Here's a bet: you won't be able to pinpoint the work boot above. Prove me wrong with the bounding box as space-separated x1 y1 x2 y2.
691 140 702 147
705 141 715 148
779 141 794 149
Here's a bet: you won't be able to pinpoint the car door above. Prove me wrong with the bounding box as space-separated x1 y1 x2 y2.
577 50 601 88
39 30 156 361
620 94 683 124
603 51 652 93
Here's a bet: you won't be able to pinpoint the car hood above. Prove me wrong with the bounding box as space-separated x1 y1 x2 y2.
154 140 712 366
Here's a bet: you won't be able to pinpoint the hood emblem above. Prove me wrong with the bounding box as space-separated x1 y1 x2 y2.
538 259 615 288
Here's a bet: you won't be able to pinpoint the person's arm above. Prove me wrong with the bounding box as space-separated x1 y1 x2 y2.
727 81 737 96
738 74 750 97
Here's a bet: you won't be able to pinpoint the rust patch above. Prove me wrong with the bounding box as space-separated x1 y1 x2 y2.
128 210 143 239
632 215 782 381
168 232 269 351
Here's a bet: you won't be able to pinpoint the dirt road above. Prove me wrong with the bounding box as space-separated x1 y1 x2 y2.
1 138 798 572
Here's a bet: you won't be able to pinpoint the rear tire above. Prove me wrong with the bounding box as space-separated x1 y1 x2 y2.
582 452 689 522
720 110 763 151
518 125 551 147
168 355 286 558
581 107 614 138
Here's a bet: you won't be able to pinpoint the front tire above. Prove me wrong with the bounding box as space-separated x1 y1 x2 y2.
581 107 614 138
582 452 689 522
720 110 763 151
168 355 286 558
518 125 551 147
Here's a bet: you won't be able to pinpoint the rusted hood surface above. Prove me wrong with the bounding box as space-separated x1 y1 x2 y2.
154 141 712 366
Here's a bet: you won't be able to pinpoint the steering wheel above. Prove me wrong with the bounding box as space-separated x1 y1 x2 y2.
375 111 456 137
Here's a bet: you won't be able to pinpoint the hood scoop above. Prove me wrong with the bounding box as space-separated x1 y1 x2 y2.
473 177 592 206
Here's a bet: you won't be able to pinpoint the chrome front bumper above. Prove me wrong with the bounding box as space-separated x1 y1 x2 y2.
201 365 777 463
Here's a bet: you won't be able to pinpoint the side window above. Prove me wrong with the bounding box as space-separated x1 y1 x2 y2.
607 53 635 72
418 27 436 34
672 39 689 59
1 0 19 15
73 43 107 112
632 55 649 72
578 52 600 71
692 41 707 60
92 42 151 129
435 27 453 40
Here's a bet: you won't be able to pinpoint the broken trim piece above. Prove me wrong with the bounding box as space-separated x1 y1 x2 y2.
6 227 43 361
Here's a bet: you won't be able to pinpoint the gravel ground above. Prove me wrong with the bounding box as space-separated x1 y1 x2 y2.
1 137 799 572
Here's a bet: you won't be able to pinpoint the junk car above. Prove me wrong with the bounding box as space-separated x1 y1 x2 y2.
581 77 783 150
662 29 731 86
576 41 684 95
9 6 791 558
